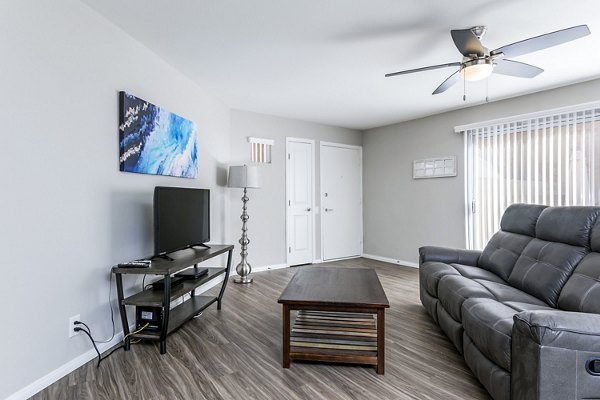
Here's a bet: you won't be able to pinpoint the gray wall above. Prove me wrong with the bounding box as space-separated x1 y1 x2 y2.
363 78 600 264
0 1 230 398
229 110 362 267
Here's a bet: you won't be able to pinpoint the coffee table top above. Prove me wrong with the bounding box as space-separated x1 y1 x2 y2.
278 267 389 308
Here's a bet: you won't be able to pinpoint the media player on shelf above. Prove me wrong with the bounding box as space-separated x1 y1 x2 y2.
151 276 185 291
176 267 208 280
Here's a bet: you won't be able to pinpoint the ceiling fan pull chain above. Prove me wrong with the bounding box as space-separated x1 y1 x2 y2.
485 77 489 103
463 75 466 102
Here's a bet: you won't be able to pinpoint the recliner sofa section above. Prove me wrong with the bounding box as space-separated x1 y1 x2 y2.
419 204 600 400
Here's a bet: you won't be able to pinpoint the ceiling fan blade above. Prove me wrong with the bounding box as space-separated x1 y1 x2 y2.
432 71 460 95
493 59 543 78
491 25 590 58
451 29 485 57
385 62 461 77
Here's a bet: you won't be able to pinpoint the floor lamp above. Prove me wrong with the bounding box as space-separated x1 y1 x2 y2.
228 165 261 284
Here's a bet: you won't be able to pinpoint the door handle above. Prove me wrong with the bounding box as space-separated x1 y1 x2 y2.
306 208 311 212
325 208 334 212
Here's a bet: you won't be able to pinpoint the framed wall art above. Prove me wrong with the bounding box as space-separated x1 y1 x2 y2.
119 91 198 178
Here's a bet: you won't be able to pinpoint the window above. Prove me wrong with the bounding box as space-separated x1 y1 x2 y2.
460 104 600 250
248 137 274 164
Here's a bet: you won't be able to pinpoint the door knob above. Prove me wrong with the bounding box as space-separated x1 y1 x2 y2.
325 208 334 212
306 208 311 212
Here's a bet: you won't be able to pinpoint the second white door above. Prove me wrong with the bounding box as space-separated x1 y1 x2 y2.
321 143 362 261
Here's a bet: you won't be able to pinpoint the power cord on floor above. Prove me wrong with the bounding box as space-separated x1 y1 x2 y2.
122 323 150 344
74 326 102 368
75 322 150 368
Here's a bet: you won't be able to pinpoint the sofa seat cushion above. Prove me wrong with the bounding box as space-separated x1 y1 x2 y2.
475 280 549 306
438 275 495 321
450 263 505 284
419 261 460 297
462 298 553 371
502 301 554 313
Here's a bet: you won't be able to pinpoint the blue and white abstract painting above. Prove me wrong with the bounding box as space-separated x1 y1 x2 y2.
119 92 198 178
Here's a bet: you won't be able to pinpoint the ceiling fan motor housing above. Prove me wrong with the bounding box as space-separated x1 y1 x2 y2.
460 58 494 81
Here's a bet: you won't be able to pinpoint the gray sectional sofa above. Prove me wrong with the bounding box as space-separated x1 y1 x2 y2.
419 204 600 400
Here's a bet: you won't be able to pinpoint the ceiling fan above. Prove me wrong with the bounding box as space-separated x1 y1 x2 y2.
385 25 591 95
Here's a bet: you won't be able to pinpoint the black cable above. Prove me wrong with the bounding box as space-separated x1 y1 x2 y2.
76 326 128 367
75 327 101 368
100 344 125 362
76 321 91 333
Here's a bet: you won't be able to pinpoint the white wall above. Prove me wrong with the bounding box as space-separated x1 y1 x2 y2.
228 110 362 268
0 1 230 398
363 78 600 265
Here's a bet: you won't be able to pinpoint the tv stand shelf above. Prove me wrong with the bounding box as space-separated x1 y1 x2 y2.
122 267 227 307
112 244 234 354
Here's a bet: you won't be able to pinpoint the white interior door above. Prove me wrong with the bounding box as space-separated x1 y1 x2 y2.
321 143 362 261
286 138 315 266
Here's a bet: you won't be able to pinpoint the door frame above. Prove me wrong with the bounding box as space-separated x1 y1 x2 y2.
319 141 363 262
286 137 317 266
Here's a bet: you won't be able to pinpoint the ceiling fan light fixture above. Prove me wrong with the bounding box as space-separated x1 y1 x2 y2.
460 59 493 81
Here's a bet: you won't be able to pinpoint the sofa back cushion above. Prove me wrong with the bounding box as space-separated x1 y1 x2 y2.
507 207 600 307
478 204 547 281
558 253 600 313
508 239 587 307
558 217 600 313
536 206 600 247
502 203 548 236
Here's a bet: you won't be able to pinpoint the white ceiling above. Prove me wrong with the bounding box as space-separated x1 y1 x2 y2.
82 0 600 130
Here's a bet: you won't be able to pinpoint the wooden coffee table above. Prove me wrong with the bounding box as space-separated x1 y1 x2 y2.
278 267 390 374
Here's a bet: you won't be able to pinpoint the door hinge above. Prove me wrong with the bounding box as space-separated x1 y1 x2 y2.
289 247 291 253
471 201 476 214
288 153 290 160
288 200 291 206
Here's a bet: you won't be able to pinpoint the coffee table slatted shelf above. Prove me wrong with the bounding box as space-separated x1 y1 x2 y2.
290 311 378 363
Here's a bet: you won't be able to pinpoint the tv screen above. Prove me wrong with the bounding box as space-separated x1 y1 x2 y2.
154 187 210 255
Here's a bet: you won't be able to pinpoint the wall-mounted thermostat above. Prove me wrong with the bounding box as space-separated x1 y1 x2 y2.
413 156 456 179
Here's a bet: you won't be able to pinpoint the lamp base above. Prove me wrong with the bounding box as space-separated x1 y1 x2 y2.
233 276 253 284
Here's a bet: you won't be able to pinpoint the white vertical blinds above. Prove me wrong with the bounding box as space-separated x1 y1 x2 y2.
248 137 274 164
462 106 600 250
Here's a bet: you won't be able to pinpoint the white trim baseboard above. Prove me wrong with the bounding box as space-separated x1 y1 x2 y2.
250 263 289 273
6 322 135 400
362 253 419 269
7 265 288 400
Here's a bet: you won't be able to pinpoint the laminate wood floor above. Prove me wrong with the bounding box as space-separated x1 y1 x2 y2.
31 258 490 400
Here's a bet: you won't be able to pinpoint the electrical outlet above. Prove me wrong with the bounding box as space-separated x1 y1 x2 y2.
68 314 80 338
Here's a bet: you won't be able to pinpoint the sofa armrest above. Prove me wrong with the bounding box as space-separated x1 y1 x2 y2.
418 246 481 267
512 310 600 400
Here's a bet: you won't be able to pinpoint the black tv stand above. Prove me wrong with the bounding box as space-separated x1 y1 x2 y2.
113 244 234 355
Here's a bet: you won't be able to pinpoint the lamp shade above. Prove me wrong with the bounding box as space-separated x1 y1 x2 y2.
228 165 261 188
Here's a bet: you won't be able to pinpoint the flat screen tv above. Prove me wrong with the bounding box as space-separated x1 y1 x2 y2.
154 186 210 256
